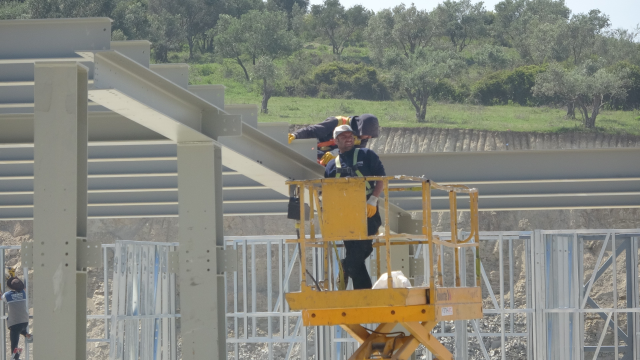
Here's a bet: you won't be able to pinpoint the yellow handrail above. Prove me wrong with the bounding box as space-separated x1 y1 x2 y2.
286 176 481 293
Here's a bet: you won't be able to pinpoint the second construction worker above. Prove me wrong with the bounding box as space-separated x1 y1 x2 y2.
289 114 380 165
324 124 385 289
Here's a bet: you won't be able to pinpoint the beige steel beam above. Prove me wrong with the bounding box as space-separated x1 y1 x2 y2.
90 50 241 141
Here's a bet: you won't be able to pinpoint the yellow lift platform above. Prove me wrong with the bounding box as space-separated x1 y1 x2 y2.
284 176 483 360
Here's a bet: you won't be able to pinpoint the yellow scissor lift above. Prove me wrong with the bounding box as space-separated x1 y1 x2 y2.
284 176 483 360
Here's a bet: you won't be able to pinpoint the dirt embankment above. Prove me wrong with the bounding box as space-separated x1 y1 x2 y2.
369 128 640 154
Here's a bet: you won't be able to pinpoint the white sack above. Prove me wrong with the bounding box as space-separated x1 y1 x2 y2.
372 270 411 289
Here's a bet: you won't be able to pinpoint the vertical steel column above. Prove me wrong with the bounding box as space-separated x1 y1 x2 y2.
177 142 225 360
525 234 534 360
576 234 585 360
531 230 547 360
455 243 468 359
623 236 634 360
1 250 5 360
33 62 88 360
630 236 640 360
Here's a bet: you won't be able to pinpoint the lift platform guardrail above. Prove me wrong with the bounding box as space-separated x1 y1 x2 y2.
284 176 483 360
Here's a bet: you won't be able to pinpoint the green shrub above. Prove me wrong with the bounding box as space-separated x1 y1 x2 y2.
0 1 29 20
472 65 547 106
608 62 640 110
303 62 390 100
431 80 468 103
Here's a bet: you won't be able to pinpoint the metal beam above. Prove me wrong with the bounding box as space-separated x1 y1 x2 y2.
32 61 88 360
3 134 640 215
152 64 190 89
177 142 226 360
190 85 225 109
0 112 165 143
219 123 324 183
110 40 150 68
0 18 110 65
90 50 241 140
379 148 640 182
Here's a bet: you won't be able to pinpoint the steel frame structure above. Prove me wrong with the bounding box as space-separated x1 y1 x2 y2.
222 230 640 360
108 241 179 360
2 231 638 359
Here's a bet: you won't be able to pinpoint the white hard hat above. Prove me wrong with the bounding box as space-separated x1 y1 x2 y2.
333 124 354 138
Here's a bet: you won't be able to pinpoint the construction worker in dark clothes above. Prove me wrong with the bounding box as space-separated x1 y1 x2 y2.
289 114 380 166
324 124 385 289
2 276 32 360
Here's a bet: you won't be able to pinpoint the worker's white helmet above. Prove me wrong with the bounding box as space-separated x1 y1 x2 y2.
333 124 354 138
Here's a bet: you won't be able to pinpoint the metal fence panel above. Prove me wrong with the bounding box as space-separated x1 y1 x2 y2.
2 230 639 359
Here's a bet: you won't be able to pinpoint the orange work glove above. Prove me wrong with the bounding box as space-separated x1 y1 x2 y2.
288 133 296 144
319 151 336 166
366 195 378 218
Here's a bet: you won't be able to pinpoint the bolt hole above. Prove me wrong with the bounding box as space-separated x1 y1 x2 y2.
311 313 316 318
391 310 395 315
421 309 426 314
342 312 346 317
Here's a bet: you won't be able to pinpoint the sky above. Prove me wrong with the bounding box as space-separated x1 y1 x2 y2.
309 0 640 33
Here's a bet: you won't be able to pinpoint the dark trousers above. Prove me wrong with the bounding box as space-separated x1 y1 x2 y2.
9 322 28 359
342 208 381 289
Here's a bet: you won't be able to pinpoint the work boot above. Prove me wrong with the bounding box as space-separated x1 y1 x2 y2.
12 348 21 360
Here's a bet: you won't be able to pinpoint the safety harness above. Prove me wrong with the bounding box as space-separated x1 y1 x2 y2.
334 148 373 195
317 116 351 150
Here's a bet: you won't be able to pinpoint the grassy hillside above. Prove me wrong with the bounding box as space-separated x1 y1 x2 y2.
188 54 640 135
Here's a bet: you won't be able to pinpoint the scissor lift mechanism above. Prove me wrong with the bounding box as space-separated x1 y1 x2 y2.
284 176 482 360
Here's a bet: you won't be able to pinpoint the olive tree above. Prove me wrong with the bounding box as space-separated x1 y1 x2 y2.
366 4 435 61
366 5 463 122
27 0 114 18
149 0 220 60
565 10 610 65
492 0 571 62
533 61 628 128
266 0 308 16
432 0 487 52
387 49 464 122
216 10 299 112
215 10 300 82
310 0 371 57
253 56 277 114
